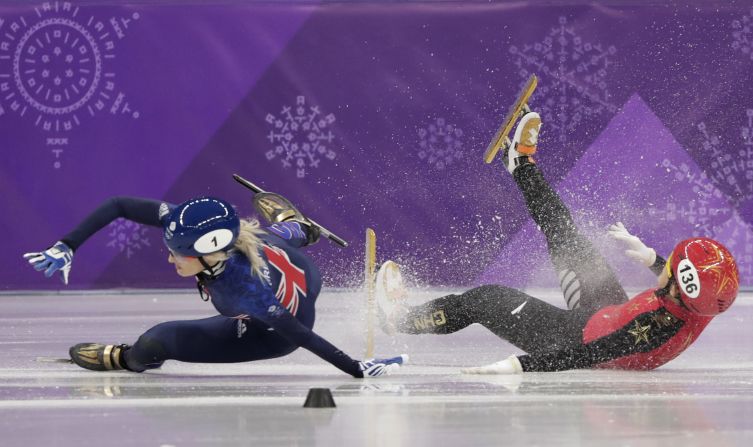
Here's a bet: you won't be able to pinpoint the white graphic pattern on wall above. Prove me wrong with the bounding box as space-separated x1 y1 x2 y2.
417 117 464 170
106 218 151 259
509 16 618 144
732 7 753 60
646 112 753 282
265 95 337 179
0 1 140 169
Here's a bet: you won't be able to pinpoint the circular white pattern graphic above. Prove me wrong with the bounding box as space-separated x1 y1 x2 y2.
0 3 140 136
12 18 102 115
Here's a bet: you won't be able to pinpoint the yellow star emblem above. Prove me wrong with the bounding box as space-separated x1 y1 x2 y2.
628 320 652 345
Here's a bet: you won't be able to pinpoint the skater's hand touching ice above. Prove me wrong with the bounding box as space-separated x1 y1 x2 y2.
359 354 409 377
608 222 656 267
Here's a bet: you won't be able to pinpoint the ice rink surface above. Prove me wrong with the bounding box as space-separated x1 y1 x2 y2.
0 288 751 447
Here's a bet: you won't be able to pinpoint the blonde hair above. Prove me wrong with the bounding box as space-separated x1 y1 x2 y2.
202 218 267 278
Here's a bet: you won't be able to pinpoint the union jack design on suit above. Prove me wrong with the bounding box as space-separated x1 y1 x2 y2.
263 245 307 315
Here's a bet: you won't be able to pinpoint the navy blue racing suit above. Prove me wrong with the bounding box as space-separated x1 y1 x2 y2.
61 196 364 377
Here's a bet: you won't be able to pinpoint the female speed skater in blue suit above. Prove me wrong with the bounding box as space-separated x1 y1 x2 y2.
24 195 406 378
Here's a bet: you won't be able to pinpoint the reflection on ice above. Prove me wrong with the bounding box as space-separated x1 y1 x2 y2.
0 290 751 446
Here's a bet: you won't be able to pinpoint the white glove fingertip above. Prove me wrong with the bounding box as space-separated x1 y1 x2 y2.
611 233 628 242
24 254 45 264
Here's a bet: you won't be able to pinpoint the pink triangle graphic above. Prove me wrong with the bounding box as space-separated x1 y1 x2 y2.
477 94 753 289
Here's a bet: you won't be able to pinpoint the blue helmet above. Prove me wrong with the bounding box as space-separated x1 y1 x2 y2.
162 197 240 257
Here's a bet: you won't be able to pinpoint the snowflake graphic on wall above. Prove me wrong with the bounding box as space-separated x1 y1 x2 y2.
106 218 150 258
732 7 753 60
699 111 753 206
417 117 464 169
645 114 753 285
509 16 618 144
265 95 336 179
647 158 731 236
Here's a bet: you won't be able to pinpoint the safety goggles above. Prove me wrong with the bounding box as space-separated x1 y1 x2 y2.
168 249 197 261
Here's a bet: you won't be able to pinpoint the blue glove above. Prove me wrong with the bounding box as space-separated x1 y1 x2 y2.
358 354 408 378
23 241 74 285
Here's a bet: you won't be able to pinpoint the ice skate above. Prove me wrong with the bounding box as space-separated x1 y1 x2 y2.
484 74 538 164
374 261 408 335
504 111 541 174
234 173 349 247
253 192 307 224
69 343 129 371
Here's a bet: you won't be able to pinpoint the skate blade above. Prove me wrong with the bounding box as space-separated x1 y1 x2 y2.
484 74 538 164
236 174 349 248
36 356 73 364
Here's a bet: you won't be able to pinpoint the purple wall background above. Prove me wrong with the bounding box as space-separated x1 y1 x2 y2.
2 1 752 290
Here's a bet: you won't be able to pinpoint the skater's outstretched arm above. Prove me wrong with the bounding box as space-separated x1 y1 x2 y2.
60 196 167 250
233 274 404 378
608 222 666 276
23 196 168 284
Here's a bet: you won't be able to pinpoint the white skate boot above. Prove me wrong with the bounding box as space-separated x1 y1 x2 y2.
374 261 408 335
504 111 541 174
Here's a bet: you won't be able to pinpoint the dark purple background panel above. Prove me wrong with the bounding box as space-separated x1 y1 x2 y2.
1 1 751 290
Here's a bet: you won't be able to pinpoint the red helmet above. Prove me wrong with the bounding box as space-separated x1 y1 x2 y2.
667 238 739 316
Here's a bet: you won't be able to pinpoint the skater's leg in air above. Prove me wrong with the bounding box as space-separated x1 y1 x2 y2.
507 112 628 312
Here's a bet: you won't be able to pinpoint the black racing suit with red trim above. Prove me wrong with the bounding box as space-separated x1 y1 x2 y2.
395 164 713 371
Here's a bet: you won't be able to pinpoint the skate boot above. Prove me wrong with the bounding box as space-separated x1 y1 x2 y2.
253 192 320 244
70 343 130 371
504 111 541 174
253 192 306 224
374 261 408 335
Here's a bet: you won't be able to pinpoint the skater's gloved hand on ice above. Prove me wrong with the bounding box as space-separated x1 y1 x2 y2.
608 222 656 267
461 355 523 375
359 354 408 377
23 241 73 285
